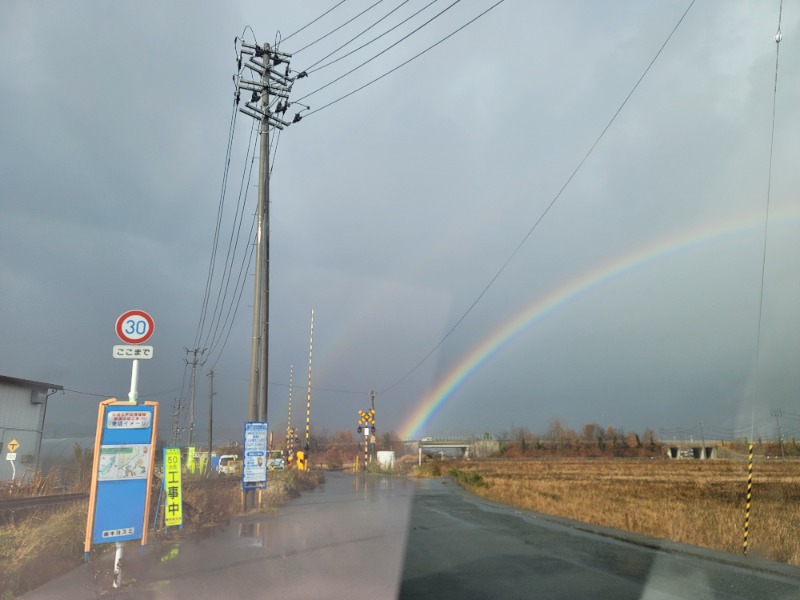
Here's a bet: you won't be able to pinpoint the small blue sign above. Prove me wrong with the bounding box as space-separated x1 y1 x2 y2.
242 421 268 490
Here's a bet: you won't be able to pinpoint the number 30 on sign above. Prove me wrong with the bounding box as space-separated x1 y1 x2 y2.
115 310 155 344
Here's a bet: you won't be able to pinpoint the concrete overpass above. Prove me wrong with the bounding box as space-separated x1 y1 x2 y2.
404 437 500 460
665 441 717 459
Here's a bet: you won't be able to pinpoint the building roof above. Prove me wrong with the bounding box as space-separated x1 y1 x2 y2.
0 375 63 392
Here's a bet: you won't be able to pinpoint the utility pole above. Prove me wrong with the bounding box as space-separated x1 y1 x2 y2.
239 42 293 423
170 397 183 447
207 370 215 475
184 347 205 448
238 39 293 504
772 409 785 459
245 43 270 426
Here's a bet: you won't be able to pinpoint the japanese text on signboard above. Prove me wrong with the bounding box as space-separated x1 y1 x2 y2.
163 447 183 527
107 410 151 429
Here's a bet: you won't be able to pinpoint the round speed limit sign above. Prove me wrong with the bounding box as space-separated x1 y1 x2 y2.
115 310 155 344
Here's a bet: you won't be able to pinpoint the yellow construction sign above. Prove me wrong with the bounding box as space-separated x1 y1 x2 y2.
163 447 183 528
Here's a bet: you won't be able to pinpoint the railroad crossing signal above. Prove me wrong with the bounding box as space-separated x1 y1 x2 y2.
357 408 375 426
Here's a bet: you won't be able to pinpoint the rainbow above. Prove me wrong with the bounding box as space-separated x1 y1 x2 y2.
399 208 800 440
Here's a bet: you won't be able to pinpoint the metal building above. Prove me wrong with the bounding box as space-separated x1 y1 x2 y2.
0 375 63 482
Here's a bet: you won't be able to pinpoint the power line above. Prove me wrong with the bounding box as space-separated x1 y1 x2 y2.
294 0 387 55
194 101 240 348
207 146 260 370
208 236 255 371
301 0 418 73
282 0 350 44
377 0 696 393
301 0 502 118
61 387 113 398
749 0 783 442
201 120 259 355
295 0 465 104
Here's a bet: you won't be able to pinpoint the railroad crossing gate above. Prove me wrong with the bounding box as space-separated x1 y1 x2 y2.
84 398 159 553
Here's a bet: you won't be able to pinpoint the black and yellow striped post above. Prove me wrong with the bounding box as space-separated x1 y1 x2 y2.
286 365 293 461
743 443 754 555
364 426 369 472
358 410 369 471
302 309 314 471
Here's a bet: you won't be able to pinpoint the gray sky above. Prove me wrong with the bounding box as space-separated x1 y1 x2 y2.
2 1 799 445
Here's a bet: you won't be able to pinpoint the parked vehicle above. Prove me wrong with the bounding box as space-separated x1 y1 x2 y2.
217 454 241 475
267 450 285 471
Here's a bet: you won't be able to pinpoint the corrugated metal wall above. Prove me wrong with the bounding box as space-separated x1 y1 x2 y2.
0 382 45 481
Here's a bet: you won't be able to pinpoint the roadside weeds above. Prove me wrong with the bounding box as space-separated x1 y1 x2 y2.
0 470 324 600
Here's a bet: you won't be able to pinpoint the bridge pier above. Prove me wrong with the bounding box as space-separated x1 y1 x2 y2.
667 445 715 459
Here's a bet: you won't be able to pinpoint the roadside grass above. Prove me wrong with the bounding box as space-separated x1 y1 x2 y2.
0 469 324 599
0 502 87 600
410 459 447 478
446 458 800 565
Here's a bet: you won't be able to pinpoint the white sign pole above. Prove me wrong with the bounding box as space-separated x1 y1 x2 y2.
128 359 139 405
113 542 124 588
114 361 140 588
111 309 154 589
10 459 15 481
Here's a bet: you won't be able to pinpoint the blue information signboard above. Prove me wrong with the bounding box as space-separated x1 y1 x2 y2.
85 399 159 553
242 421 268 490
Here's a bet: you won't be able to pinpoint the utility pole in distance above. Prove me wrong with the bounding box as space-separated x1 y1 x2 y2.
207 370 215 476
184 347 205 448
772 409 785 459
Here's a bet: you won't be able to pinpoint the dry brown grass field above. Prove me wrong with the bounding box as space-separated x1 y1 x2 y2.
449 458 800 565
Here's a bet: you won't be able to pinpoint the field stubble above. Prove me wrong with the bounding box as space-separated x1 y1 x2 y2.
452 458 800 565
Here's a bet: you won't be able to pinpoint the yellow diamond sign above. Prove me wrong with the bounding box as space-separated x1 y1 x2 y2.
7 439 19 452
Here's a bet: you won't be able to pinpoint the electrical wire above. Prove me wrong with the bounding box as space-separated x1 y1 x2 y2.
295 0 465 103
294 0 387 54
205 135 259 362
301 0 417 73
749 0 783 442
201 120 258 354
61 387 114 398
209 229 256 371
282 0 350 44
208 139 261 370
377 0 696 393
193 102 240 349
301 0 501 117
200 96 281 363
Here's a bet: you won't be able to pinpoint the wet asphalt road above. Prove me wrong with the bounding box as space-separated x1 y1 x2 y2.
23 471 800 599
401 478 800 599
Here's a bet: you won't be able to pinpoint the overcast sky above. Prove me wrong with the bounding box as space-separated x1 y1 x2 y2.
2 1 799 445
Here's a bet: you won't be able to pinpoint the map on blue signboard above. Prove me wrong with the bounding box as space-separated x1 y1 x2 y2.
85 400 158 552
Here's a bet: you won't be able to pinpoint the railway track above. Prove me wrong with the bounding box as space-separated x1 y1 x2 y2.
0 492 88 522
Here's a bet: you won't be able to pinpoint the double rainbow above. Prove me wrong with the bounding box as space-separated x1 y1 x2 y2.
399 208 799 440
